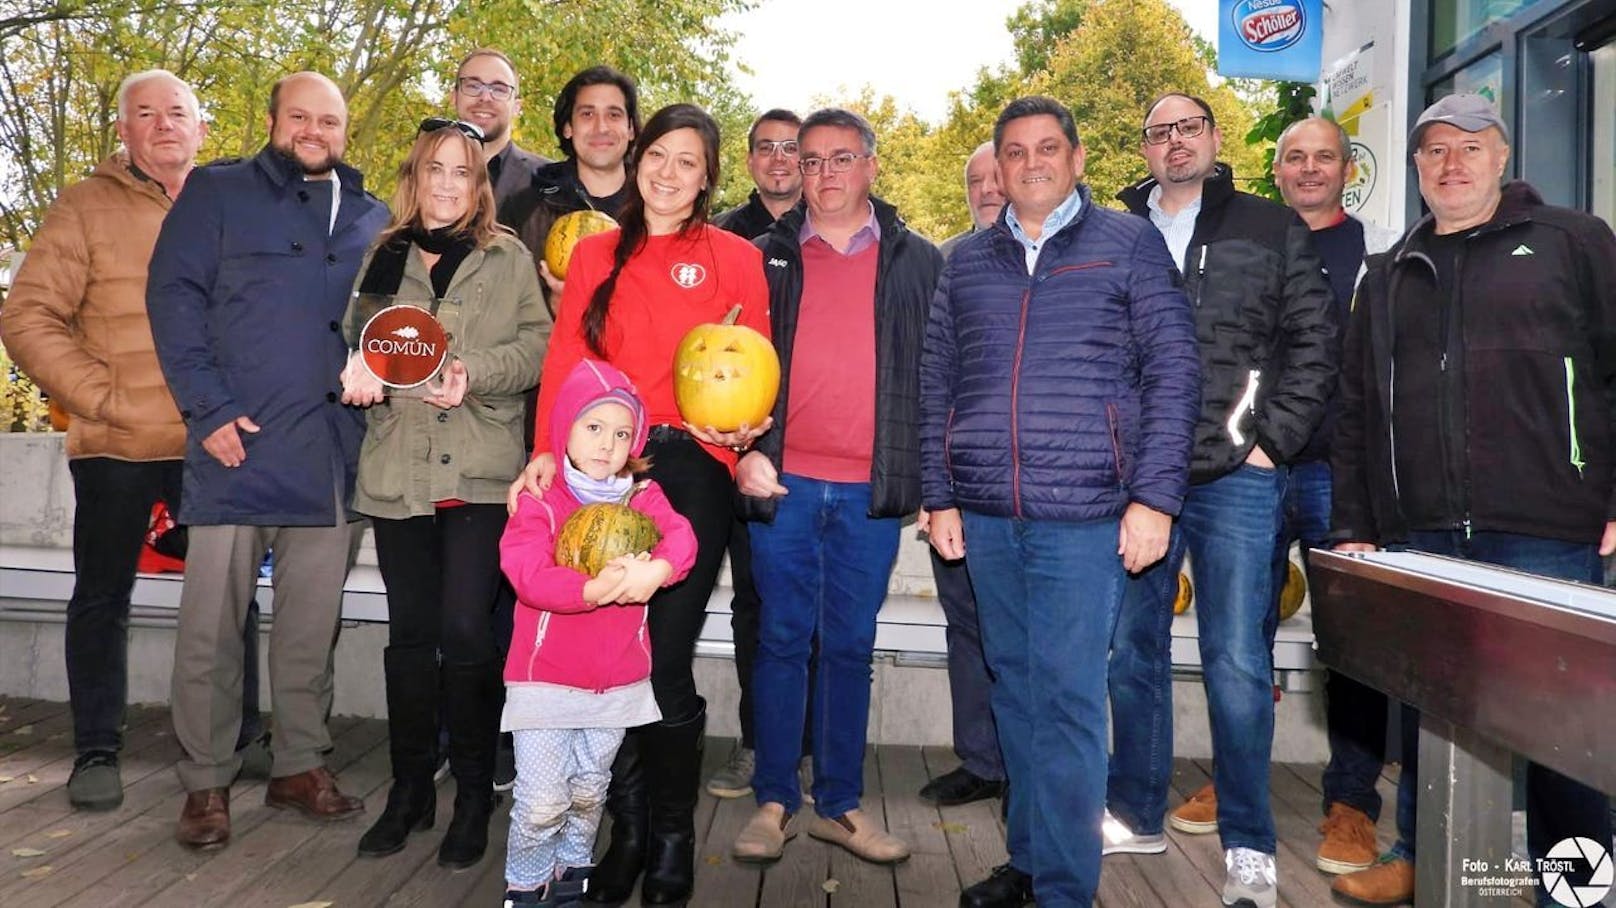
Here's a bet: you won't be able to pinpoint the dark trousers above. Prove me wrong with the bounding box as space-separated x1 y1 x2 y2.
370 504 507 664
1394 530 1613 908
1271 460 1387 819
641 431 734 725
67 457 260 755
931 548 1004 782
728 515 814 754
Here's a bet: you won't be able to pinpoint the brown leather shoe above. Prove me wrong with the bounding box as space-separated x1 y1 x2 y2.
1317 802 1378 874
1331 856 1414 905
176 788 231 850
265 766 364 821
1168 782 1219 834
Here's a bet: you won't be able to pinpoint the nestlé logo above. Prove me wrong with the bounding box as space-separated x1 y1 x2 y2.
1233 0 1306 53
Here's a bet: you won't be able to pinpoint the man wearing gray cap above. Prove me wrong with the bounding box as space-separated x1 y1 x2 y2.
1329 92 1616 905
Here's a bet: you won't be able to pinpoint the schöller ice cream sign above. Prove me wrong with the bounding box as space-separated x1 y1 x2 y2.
1218 0 1322 82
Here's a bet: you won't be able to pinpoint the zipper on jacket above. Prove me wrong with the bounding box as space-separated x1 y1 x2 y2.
1565 357 1585 477
1226 369 1261 446
1010 288 1031 517
943 408 956 480
1106 403 1126 485
525 611 551 679
1192 246 1208 307
1387 360 1401 500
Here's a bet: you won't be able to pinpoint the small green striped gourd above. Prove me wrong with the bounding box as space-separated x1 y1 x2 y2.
554 483 662 577
544 209 618 280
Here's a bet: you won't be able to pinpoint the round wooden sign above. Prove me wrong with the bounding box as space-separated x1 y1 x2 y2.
358 304 449 388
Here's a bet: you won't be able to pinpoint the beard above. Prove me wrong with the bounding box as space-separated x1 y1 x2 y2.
270 138 342 176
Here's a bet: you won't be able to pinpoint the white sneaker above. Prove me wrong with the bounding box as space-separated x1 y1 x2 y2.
1102 808 1167 856
1222 847 1277 908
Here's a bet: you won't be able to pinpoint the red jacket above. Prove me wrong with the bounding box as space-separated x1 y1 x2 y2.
501 360 697 691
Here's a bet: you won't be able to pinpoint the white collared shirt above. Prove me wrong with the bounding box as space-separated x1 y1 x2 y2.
1005 189 1084 274
1145 183 1201 272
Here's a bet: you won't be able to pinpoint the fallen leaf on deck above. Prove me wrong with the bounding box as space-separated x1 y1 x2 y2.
287 902 334 908
704 855 723 865
933 820 968 833
13 725 32 735
185 873 197 881
20 865 53 878
11 847 46 858
25 774 39 784
822 879 841 894
45 829 71 839
0 776 13 783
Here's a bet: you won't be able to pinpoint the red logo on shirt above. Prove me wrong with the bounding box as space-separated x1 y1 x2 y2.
670 262 707 288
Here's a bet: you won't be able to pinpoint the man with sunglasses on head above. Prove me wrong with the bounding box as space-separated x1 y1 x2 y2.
451 48 549 213
1107 92 1336 908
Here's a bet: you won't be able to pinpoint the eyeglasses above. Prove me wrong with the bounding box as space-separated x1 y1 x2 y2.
752 139 799 158
799 152 872 176
419 117 487 143
1142 115 1211 145
456 77 515 102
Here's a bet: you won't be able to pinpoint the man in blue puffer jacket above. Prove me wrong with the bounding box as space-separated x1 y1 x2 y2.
919 95 1201 908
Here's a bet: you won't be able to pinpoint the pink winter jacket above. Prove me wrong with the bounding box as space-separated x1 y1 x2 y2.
500 360 697 691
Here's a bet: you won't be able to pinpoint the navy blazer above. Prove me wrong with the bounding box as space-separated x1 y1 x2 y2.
146 147 388 526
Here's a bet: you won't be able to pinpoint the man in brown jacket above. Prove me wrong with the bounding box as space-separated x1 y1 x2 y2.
0 69 265 811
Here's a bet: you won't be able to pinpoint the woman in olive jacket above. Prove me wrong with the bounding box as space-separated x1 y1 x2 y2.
338 121 550 870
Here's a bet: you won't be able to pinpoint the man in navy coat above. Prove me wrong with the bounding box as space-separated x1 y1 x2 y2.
147 71 388 850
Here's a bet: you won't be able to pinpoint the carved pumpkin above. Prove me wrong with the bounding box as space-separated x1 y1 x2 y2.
544 209 618 280
1278 560 1307 621
554 483 662 578
673 305 780 433
1173 572 1193 615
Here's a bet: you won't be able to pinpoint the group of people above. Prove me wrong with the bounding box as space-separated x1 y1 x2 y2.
1 41 1612 908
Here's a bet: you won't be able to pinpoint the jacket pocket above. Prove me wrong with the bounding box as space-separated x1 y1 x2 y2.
943 408 956 480
458 401 526 481
1106 402 1126 485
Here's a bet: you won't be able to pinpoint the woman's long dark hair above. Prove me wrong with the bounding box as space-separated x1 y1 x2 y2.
583 103 721 357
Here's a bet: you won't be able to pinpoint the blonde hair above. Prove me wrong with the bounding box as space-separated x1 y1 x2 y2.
380 128 506 246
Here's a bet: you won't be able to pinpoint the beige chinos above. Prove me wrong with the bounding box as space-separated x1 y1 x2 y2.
171 521 359 792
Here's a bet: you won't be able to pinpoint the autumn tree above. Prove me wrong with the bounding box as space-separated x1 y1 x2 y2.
1032 0 1268 206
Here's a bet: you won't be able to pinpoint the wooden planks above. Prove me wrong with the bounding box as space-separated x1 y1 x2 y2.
2 699 1422 907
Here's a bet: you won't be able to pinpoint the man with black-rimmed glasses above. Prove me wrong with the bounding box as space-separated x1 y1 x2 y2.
452 48 548 212
1107 92 1336 908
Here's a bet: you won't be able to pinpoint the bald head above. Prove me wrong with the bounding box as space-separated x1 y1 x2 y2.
964 140 1004 229
266 72 348 176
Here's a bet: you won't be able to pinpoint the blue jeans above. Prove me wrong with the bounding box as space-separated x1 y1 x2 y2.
748 474 899 818
964 512 1125 907
1275 460 1387 820
1109 463 1285 855
1390 530 1612 908
931 548 1004 781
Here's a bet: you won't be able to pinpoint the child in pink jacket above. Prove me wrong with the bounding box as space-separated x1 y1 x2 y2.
499 359 697 907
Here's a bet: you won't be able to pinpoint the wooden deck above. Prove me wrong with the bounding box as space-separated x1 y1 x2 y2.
0 696 1412 907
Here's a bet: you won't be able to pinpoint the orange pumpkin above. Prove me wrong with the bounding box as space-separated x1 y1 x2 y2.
673 305 779 433
544 210 617 280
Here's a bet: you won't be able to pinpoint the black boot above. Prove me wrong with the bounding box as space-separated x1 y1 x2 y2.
358 645 439 857
437 660 500 870
584 729 648 904
640 700 706 905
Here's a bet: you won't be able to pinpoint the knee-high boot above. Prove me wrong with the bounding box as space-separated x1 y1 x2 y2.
640 700 706 905
358 645 439 857
437 660 500 869
584 728 649 904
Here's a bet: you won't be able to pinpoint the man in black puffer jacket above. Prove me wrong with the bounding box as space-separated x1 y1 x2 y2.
1106 93 1336 908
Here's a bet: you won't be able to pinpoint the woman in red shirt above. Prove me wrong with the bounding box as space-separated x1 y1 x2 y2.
511 103 770 906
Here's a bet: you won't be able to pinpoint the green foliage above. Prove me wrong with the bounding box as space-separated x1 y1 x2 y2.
0 0 758 247
1006 0 1089 76
1244 82 1317 202
1 344 52 433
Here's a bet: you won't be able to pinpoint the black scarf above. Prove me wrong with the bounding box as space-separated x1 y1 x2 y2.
359 225 477 299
